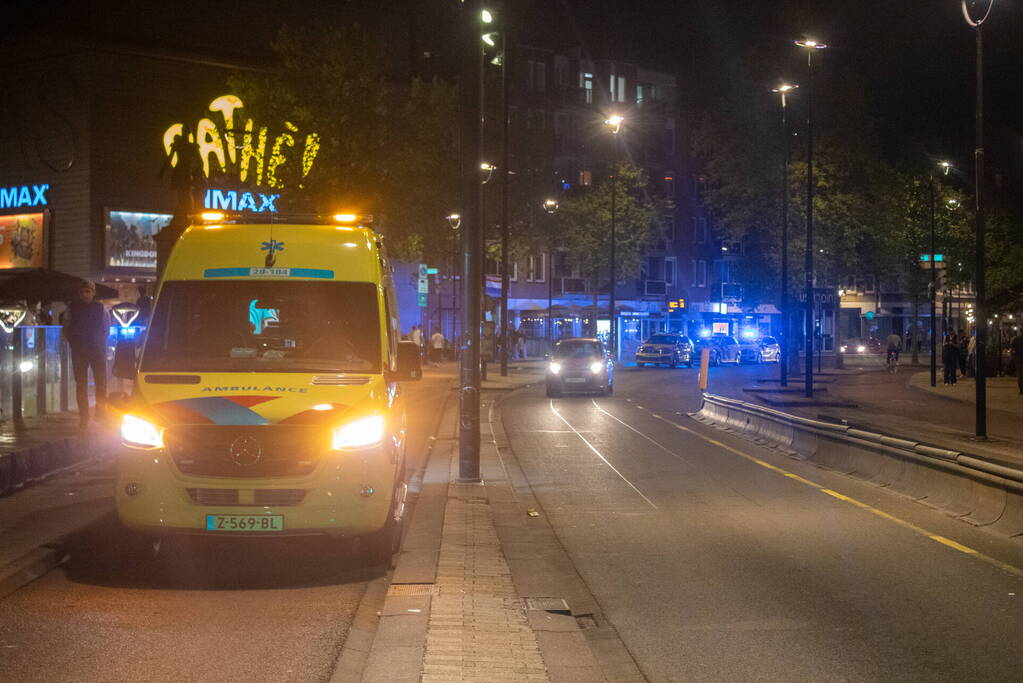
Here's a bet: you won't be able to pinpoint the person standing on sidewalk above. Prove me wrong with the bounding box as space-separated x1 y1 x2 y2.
943 334 959 386
64 280 109 428
410 324 422 356
429 329 445 366
1011 330 1023 395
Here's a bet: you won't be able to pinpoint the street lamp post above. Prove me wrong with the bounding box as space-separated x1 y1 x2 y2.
458 1 486 481
772 83 798 388
795 39 826 398
928 161 952 387
543 198 559 343
962 0 994 439
604 114 624 356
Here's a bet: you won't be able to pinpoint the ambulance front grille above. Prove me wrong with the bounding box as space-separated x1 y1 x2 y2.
185 488 308 506
168 426 324 478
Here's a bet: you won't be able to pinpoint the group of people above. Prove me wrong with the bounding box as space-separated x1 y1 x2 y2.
408 324 446 366
940 330 975 386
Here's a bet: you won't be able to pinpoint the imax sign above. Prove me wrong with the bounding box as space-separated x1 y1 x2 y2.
0 184 49 210
203 189 279 213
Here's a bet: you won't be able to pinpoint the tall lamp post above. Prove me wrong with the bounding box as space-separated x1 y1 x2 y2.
772 83 798 388
795 39 827 398
962 0 994 439
604 114 624 356
928 161 953 387
543 198 559 342
458 1 486 481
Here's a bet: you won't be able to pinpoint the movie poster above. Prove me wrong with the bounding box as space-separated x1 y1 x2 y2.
105 210 171 269
0 212 47 269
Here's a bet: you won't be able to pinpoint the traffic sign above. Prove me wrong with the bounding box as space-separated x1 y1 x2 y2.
865 311 876 320
426 267 439 275
417 292 428 307
919 254 945 262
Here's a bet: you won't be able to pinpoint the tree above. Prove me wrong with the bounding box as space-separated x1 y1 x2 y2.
229 24 459 262
549 162 665 332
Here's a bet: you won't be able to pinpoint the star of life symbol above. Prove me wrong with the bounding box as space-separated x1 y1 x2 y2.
261 239 285 267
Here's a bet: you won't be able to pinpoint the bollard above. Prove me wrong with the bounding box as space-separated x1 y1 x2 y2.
12 328 24 430
698 347 710 392
35 327 46 416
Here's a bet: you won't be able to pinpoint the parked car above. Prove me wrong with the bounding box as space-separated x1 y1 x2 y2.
546 338 614 397
635 333 695 368
696 334 742 365
740 336 781 363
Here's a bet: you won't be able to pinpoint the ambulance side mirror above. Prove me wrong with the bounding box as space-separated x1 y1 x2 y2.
391 340 423 381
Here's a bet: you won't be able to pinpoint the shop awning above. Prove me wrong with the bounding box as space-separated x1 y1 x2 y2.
0 268 118 302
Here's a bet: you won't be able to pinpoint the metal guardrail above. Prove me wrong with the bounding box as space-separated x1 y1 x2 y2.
695 393 1023 537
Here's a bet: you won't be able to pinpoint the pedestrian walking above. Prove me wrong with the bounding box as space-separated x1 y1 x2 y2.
1011 329 1023 395
967 332 977 377
64 280 109 428
943 334 959 386
957 329 968 377
410 324 422 350
430 329 445 366
515 326 526 360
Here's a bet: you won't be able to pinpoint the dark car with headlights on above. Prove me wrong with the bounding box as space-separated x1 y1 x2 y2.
546 338 614 397
635 333 694 368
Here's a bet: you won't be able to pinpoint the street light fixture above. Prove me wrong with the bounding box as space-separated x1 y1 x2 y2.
446 213 462 230
795 37 827 398
771 81 798 388
962 0 995 438
480 162 497 184
928 160 954 387
604 113 624 356
481 8 494 23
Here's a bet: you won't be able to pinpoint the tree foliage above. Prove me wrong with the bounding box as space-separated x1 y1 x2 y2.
229 24 459 262
549 162 666 284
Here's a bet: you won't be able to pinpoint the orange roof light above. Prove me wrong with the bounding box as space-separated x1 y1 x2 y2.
200 211 225 222
333 213 359 223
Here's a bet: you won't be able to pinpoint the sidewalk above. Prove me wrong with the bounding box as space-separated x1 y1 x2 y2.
356 371 639 682
0 416 114 598
738 366 1023 469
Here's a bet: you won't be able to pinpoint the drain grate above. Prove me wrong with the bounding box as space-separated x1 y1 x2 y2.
523 597 571 614
387 583 437 597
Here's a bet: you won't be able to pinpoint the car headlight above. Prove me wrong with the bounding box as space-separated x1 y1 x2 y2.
840 345 848 353
857 345 866 353
332 414 385 450
121 414 164 449
590 361 603 374
549 362 562 375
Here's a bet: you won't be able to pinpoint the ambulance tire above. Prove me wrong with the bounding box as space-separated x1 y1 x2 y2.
364 466 406 567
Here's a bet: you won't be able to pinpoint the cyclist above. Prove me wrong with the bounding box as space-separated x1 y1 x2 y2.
885 328 903 373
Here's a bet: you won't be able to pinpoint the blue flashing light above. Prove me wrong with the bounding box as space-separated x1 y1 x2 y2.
741 329 758 340
698 328 711 339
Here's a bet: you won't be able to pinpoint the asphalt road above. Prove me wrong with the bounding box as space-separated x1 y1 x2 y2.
503 363 1023 681
0 373 452 683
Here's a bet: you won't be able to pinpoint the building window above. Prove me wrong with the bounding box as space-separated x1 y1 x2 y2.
693 217 708 244
637 83 646 105
580 72 594 104
610 74 626 103
579 170 592 186
530 61 546 92
663 174 675 198
527 253 547 282
553 112 567 136
665 257 676 286
692 260 707 287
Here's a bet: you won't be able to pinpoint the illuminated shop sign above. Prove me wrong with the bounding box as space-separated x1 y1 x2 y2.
105 210 171 270
163 95 320 190
0 213 47 268
204 189 279 213
0 184 49 210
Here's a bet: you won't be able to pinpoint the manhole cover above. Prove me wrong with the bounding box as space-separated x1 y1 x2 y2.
523 597 570 614
387 583 437 596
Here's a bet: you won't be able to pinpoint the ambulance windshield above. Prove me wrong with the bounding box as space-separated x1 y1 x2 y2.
141 280 381 373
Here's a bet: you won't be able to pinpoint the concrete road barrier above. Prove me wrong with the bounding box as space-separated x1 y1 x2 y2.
0 435 96 496
695 393 1023 541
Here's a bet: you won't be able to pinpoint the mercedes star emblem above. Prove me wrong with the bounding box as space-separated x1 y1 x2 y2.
229 436 263 467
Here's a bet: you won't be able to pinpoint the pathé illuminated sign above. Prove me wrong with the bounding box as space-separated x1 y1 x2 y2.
0 184 49 210
163 95 320 190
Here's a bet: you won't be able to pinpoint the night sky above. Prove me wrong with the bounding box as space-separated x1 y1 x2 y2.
6 0 1021 175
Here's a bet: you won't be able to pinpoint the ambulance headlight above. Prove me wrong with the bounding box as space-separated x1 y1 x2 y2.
549 362 562 375
332 415 385 450
590 361 603 374
121 414 164 450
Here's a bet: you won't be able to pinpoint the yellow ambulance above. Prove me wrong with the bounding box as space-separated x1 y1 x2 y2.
114 211 421 559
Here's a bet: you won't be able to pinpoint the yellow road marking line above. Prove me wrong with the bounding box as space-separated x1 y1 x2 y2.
634 408 1023 580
